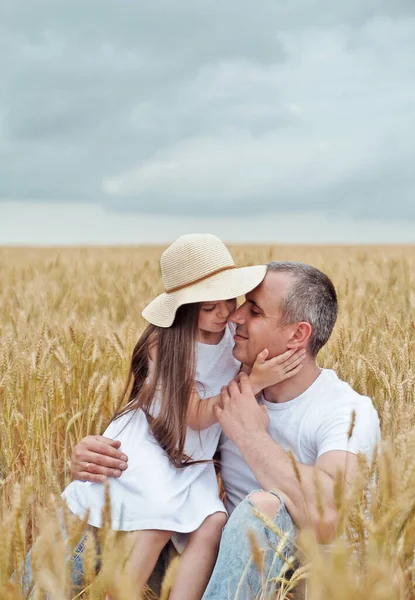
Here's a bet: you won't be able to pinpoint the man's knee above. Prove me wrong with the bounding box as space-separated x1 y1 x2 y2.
248 491 281 520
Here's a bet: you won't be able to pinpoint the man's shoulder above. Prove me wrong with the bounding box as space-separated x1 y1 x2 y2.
318 369 378 422
319 369 372 401
314 369 378 420
312 370 381 456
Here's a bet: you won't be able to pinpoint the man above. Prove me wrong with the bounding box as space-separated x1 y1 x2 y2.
71 262 381 598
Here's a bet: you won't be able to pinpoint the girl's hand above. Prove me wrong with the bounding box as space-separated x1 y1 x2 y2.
249 348 306 395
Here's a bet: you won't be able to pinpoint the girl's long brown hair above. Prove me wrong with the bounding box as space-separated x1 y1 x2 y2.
112 303 200 468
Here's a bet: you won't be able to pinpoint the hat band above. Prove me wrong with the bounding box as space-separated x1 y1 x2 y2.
165 264 236 294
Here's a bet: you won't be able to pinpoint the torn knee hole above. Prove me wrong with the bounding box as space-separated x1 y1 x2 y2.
249 491 281 520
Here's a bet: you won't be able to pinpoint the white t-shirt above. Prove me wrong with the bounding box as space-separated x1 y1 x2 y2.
220 368 381 514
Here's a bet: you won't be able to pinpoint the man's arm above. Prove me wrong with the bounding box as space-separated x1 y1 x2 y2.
215 374 360 542
234 430 357 540
70 435 128 482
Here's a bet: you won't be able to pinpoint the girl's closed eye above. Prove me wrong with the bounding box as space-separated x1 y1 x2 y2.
202 305 216 312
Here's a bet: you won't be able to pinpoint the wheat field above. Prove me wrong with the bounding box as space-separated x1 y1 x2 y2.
1 244 415 599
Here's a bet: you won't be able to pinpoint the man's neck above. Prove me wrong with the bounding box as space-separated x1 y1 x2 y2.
263 359 322 404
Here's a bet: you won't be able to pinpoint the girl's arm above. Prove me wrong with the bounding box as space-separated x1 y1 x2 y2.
187 348 306 431
186 389 222 430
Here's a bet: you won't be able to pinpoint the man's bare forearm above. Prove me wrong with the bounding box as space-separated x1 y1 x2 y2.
235 431 336 535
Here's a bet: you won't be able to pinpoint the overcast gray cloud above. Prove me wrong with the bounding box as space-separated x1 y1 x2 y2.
1 0 415 219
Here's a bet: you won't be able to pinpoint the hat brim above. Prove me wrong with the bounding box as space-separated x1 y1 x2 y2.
142 264 267 327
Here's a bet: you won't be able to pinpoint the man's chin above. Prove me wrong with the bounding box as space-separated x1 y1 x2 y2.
232 343 252 365
232 343 242 361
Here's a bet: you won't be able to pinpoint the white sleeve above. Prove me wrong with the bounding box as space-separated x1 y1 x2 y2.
315 396 381 460
227 321 237 336
101 410 136 439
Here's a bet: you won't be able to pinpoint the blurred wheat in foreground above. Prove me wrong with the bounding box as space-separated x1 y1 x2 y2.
1 244 415 599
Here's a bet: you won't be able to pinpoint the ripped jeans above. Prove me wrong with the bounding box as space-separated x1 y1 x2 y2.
202 490 297 600
18 493 296 599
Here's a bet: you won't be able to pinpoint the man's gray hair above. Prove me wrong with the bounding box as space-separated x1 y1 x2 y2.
267 261 338 357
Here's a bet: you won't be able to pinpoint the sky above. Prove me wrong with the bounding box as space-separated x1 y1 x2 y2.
1 0 415 244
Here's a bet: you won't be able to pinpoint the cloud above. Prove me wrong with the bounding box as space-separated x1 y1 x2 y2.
1 1 415 219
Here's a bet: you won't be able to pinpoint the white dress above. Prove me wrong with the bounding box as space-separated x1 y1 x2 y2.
62 323 240 551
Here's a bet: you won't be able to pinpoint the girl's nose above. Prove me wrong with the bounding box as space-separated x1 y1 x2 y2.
216 301 229 318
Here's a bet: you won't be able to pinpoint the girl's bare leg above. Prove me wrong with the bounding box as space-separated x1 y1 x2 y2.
169 512 226 600
106 529 172 600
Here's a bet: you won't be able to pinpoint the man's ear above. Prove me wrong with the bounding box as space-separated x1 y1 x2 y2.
286 322 312 349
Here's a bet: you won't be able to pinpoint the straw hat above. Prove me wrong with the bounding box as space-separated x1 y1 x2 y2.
142 234 266 327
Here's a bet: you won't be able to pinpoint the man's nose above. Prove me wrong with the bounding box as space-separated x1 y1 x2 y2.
229 304 246 324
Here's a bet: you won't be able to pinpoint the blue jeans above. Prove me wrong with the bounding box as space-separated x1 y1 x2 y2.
16 511 97 599
202 491 297 599
18 494 296 598
17 510 168 598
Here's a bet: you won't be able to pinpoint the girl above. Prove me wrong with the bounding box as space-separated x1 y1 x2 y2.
62 234 305 599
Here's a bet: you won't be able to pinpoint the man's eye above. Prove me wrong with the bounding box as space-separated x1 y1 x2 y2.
250 308 260 316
